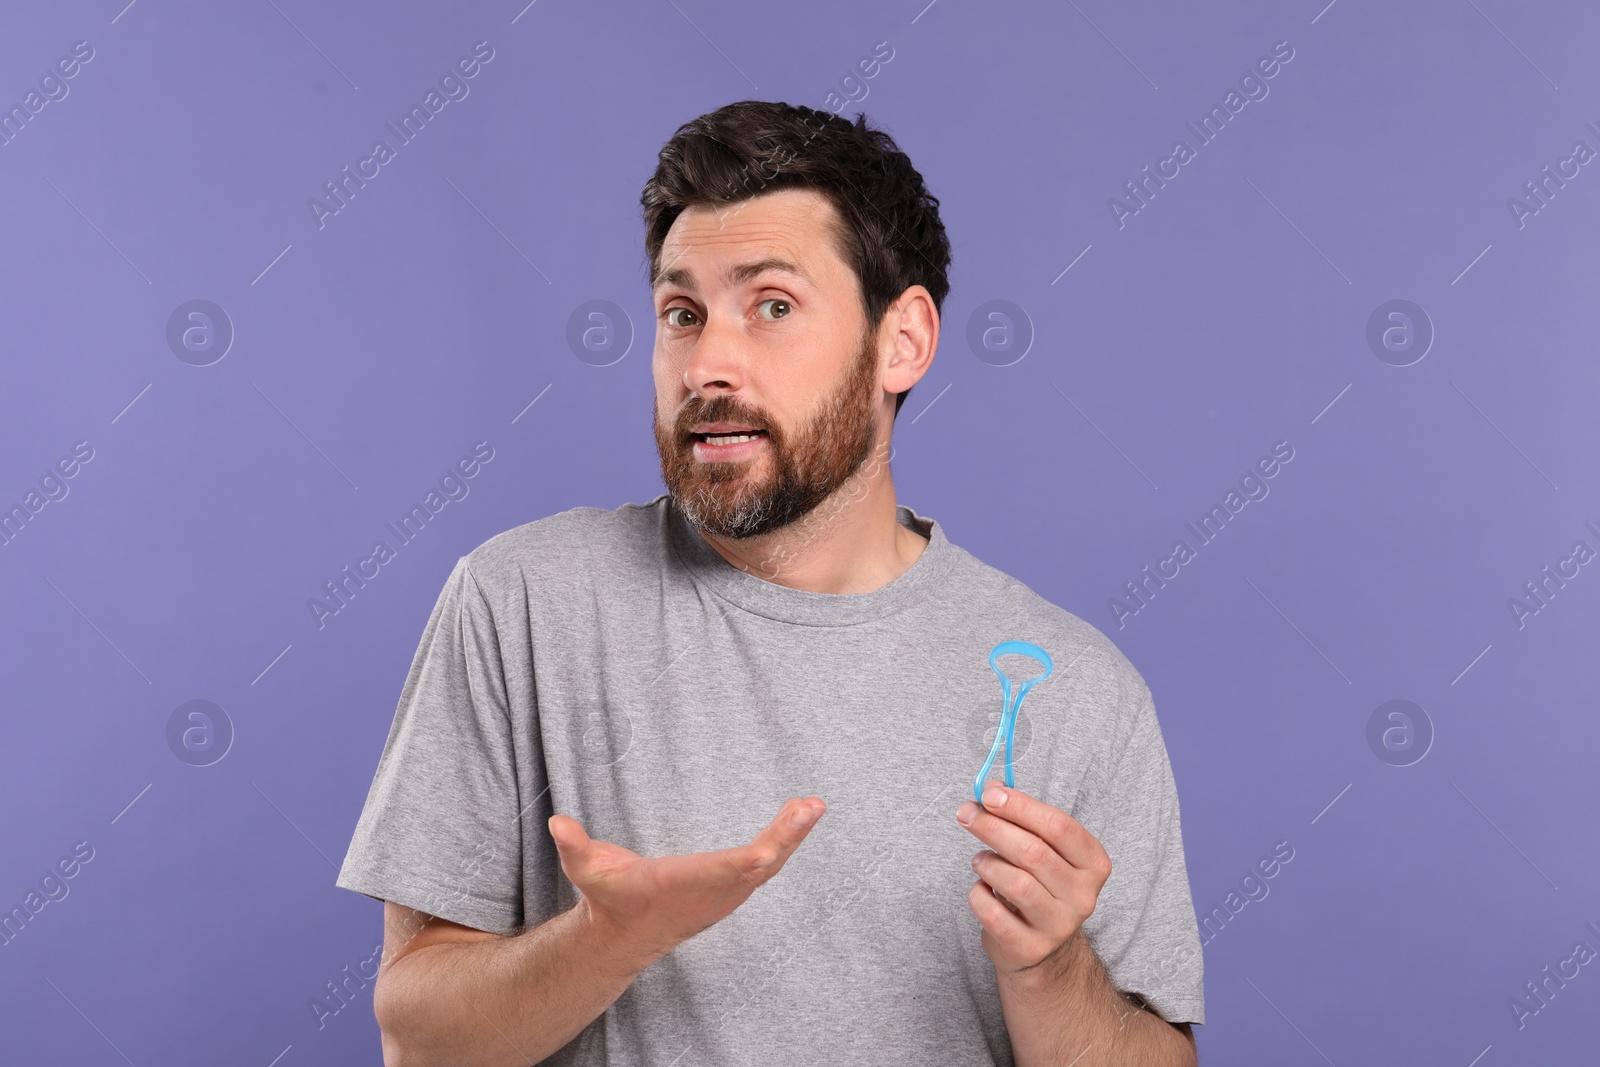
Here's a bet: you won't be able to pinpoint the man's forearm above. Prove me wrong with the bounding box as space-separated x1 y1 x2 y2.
997 930 1196 1067
374 900 659 1067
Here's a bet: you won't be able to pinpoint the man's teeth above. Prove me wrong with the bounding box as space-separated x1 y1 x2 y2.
703 432 762 445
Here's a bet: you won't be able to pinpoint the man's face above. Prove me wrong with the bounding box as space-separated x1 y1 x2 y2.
651 187 883 540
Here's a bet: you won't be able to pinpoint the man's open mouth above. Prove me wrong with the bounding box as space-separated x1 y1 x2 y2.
693 430 768 445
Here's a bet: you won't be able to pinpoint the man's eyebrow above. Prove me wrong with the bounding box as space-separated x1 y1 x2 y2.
651 257 811 293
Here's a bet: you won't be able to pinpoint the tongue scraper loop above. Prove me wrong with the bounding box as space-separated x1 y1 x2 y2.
973 641 1054 803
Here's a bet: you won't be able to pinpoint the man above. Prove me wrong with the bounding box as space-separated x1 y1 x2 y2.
336 100 1204 1066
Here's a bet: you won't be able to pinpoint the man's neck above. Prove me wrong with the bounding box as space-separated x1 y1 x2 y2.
690 463 928 596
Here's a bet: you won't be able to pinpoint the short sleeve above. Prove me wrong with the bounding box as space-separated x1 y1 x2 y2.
335 556 527 936
1074 682 1205 1025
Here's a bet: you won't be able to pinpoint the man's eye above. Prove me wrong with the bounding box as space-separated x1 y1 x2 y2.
757 299 792 320
664 307 700 328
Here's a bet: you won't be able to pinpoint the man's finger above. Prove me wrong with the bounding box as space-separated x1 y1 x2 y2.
957 803 1075 900
721 797 826 885
967 786 1108 874
548 814 591 860
549 813 616 889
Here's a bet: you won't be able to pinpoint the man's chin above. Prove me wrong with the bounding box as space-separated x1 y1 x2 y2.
669 478 781 540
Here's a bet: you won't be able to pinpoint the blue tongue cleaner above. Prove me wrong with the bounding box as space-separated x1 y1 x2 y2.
973 641 1054 803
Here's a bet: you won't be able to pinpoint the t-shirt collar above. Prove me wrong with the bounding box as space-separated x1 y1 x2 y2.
659 492 954 626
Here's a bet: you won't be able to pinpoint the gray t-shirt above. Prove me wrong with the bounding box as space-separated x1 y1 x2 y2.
336 494 1205 1064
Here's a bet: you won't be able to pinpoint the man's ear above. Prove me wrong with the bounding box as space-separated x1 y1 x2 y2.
880 286 938 398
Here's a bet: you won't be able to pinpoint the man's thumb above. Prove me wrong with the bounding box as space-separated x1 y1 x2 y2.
548 814 592 869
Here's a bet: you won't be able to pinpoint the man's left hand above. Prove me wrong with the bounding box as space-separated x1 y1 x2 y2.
956 785 1112 979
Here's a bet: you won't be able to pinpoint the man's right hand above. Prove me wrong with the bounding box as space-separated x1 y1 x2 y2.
547 796 827 966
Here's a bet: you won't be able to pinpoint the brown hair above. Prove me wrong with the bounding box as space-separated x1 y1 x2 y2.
641 100 952 419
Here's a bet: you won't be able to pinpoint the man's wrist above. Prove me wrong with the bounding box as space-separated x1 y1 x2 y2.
996 928 1090 998
573 898 670 978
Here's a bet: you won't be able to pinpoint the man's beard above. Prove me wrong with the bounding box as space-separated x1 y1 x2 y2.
654 324 879 540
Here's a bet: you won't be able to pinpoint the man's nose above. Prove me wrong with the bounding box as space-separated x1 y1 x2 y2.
683 310 749 395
